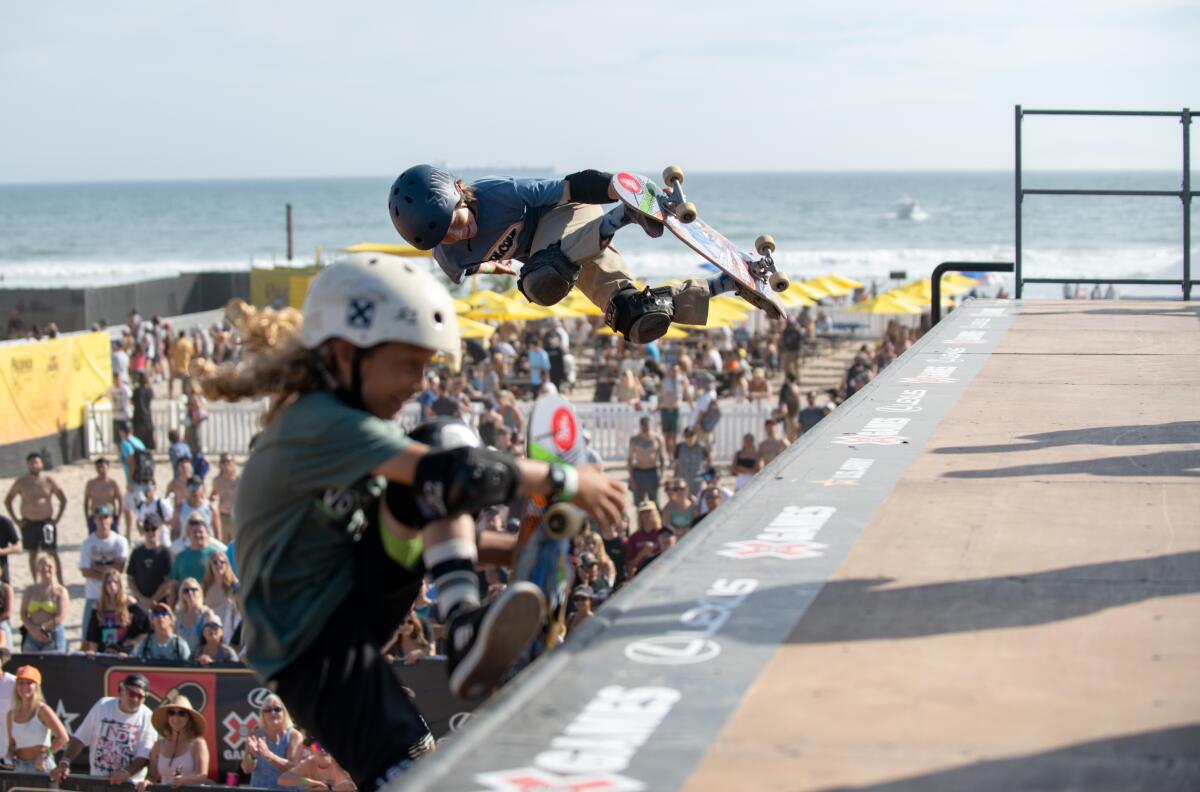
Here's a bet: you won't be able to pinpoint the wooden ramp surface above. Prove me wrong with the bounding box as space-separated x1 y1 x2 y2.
396 300 1200 792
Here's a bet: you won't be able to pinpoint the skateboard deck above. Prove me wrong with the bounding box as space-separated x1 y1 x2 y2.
512 392 586 656
611 170 788 320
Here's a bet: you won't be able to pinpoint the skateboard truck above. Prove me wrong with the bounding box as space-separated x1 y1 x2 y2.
659 165 699 224
752 234 790 292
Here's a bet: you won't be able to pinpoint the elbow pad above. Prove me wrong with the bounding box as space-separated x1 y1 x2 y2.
387 446 520 528
565 170 614 204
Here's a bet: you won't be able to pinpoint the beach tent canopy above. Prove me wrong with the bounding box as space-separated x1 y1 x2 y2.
342 243 428 257
848 294 924 315
456 317 497 339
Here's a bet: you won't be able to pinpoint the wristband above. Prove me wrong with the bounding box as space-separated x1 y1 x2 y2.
549 464 578 502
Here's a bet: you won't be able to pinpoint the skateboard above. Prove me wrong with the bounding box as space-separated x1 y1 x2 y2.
510 392 586 657
611 167 790 320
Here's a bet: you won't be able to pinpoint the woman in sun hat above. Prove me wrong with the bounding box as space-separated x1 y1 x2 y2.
141 693 210 789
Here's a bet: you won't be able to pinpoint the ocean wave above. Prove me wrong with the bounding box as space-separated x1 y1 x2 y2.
0 246 1186 291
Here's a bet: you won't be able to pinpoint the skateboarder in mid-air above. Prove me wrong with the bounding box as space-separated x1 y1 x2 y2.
388 166 740 344
197 257 626 789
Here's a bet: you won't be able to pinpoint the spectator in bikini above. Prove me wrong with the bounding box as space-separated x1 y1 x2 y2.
731 433 763 490
660 478 698 536
4 453 65 581
20 556 68 653
166 458 194 538
240 694 304 790
84 458 124 536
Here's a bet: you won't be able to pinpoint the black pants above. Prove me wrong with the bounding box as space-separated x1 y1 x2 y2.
271 519 434 789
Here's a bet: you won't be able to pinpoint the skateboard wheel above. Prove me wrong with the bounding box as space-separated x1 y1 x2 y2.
662 165 685 187
755 234 776 256
769 272 790 293
674 201 698 224
543 503 584 541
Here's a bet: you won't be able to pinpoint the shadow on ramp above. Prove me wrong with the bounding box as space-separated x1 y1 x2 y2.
789 552 1200 644
821 724 1200 792
934 421 1200 456
942 449 1200 479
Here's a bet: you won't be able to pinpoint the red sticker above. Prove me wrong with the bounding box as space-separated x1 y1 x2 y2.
617 172 641 195
551 407 577 454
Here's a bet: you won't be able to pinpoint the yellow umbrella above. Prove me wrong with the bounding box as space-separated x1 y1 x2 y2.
896 279 969 304
804 276 855 298
827 274 864 290
560 289 605 316
503 291 588 319
848 294 924 315
596 324 690 340
941 273 980 289
785 281 828 301
712 294 756 313
465 299 548 322
452 297 471 315
457 317 497 339
341 243 428 257
776 288 815 308
465 290 505 307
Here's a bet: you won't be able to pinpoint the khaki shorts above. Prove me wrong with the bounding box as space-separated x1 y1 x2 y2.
529 203 710 326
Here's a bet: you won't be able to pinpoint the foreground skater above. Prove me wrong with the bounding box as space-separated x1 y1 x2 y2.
198 256 625 787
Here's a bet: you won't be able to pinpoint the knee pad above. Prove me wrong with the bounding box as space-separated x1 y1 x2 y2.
518 244 580 306
605 285 675 344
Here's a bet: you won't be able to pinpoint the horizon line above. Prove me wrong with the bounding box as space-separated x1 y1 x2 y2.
0 167 1188 189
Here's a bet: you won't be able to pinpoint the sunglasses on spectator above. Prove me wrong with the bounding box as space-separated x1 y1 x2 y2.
168 709 188 717
152 610 172 618
182 587 200 594
123 688 145 699
262 706 284 714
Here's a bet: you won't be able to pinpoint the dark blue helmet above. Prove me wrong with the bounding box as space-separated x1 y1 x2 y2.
388 165 460 250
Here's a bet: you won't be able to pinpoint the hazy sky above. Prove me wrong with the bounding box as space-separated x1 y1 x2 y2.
1 1 1196 182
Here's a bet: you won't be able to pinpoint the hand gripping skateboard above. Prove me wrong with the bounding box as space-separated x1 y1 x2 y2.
510 392 586 659
611 166 790 320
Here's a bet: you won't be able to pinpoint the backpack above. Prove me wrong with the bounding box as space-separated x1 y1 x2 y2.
132 449 156 484
699 399 722 433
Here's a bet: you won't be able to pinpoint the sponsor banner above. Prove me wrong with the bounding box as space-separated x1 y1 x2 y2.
250 265 320 309
12 653 478 782
0 331 111 446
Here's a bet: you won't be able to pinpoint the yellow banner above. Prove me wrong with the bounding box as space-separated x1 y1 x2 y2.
250 266 320 308
0 332 112 446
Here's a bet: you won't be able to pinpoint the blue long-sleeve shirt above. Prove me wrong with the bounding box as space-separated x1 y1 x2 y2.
432 177 565 283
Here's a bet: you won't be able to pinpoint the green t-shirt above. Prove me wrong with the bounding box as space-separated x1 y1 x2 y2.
235 391 410 679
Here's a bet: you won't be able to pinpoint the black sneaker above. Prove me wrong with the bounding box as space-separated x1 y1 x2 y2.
445 582 546 699
624 203 664 238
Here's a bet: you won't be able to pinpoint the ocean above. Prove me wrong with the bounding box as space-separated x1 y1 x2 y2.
0 171 1193 295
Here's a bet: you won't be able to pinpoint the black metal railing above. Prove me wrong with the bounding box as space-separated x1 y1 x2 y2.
1015 106 1196 300
930 262 1014 324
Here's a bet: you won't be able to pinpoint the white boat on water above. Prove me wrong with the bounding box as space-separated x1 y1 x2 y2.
897 195 928 221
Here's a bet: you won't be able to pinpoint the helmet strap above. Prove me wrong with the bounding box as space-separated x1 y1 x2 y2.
314 345 367 411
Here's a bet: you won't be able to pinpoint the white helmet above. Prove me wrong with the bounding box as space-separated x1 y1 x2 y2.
300 253 459 353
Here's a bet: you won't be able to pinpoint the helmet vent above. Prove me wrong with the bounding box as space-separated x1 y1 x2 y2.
433 311 444 325
404 196 413 204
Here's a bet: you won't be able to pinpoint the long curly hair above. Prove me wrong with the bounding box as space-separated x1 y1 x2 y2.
193 299 333 425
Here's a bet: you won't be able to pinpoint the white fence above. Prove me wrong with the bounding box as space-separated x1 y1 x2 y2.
87 399 775 463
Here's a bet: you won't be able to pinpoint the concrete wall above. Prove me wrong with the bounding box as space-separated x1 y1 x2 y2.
2 271 249 337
